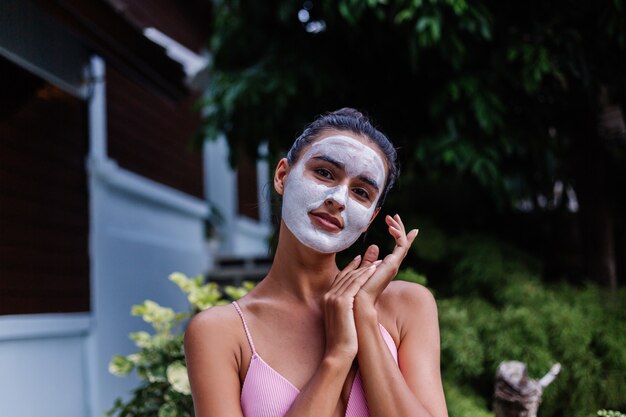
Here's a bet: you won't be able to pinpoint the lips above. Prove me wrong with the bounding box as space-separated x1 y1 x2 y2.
309 211 343 230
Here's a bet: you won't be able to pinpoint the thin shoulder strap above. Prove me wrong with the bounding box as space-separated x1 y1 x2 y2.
231 300 257 355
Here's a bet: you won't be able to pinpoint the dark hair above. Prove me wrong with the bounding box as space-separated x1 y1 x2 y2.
287 108 399 207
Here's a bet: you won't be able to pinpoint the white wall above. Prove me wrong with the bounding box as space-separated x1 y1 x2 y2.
85 56 210 416
204 137 272 257
87 158 210 416
0 314 91 417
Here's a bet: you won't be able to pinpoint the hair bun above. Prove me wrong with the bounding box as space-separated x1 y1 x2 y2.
329 107 365 119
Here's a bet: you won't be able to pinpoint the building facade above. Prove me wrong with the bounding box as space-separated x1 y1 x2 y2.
0 1 271 415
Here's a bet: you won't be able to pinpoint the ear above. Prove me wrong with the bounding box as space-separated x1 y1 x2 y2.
274 158 290 196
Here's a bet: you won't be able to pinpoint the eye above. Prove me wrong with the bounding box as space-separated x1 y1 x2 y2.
352 188 370 200
315 168 334 179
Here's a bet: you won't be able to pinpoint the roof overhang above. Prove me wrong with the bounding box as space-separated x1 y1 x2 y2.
32 0 191 100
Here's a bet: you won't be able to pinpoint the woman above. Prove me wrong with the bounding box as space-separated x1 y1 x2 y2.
185 108 448 417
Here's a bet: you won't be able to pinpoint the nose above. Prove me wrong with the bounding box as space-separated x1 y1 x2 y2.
324 185 347 211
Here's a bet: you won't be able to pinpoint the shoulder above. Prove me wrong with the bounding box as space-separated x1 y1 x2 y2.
184 303 242 360
186 303 239 335
184 303 249 415
380 280 437 313
378 281 439 339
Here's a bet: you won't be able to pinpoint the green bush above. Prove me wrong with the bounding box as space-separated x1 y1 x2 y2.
597 410 626 417
445 382 494 417
395 267 429 286
107 273 254 417
438 239 626 417
106 241 626 417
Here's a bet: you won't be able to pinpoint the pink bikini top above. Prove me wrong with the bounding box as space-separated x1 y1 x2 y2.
232 301 398 417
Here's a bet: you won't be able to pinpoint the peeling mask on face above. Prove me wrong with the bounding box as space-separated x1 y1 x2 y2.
282 135 386 253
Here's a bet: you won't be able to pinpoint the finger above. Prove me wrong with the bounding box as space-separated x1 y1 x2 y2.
335 264 377 294
394 214 406 233
331 262 373 295
330 255 361 288
388 225 404 240
338 254 362 279
385 214 399 228
340 266 378 297
360 245 379 267
382 228 414 266
359 260 397 300
359 224 417 300
335 264 378 295
386 213 404 231
384 230 413 264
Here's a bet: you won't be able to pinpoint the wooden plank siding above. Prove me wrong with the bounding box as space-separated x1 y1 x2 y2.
0 62 90 314
106 66 204 199
114 0 213 53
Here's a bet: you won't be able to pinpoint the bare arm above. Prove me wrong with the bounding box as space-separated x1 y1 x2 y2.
184 307 245 417
282 356 353 417
185 259 382 417
353 214 447 417
355 282 448 417
285 257 379 417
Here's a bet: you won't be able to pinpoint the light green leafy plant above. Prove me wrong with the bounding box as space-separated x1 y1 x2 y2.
597 411 626 417
107 272 254 417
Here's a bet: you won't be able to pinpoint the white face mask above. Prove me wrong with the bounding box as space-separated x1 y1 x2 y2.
282 135 386 253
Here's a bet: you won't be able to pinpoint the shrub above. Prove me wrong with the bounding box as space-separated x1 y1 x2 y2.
445 382 494 417
395 266 428 286
439 254 626 417
597 410 626 417
107 273 254 417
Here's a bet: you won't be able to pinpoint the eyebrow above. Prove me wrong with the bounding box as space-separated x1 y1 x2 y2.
311 155 380 193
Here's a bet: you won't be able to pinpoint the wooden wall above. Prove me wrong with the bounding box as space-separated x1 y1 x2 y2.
106 66 204 199
0 58 89 314
115 0 212 52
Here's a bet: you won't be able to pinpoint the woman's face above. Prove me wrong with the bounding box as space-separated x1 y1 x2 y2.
281 131 387 253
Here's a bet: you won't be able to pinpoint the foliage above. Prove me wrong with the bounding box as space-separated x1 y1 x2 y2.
445 382 494 417
104 244 626 417
200 0 626 288
437 239 626 417
107 273 254 417
394 266 428 286
201 0 626 204
598 410 626 417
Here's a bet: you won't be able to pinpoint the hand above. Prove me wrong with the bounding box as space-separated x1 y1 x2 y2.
356 214 418 309
322 255 381 361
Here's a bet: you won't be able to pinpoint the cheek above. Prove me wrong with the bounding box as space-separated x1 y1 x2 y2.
345 200 376 230
289 174 332 205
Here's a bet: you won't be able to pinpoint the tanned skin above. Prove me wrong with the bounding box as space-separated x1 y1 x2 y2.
184 130 448 417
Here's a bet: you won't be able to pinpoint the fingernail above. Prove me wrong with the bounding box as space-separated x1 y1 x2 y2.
373 260 383 265
368 265 377 270
354 255 361 261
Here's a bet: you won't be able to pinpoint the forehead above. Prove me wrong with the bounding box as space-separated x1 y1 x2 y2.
300 132 387 185
303 130 388 170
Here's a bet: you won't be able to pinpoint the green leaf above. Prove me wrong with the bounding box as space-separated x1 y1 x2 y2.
109 355 135 376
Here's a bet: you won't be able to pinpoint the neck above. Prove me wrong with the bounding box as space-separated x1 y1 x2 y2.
261 222 340 304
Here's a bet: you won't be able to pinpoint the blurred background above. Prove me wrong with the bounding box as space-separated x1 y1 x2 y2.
0 1 624 416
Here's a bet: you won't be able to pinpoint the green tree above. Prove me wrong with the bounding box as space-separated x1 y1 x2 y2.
200 0 626 288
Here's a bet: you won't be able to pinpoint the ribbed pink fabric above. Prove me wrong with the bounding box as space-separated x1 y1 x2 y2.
232 301 398 417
